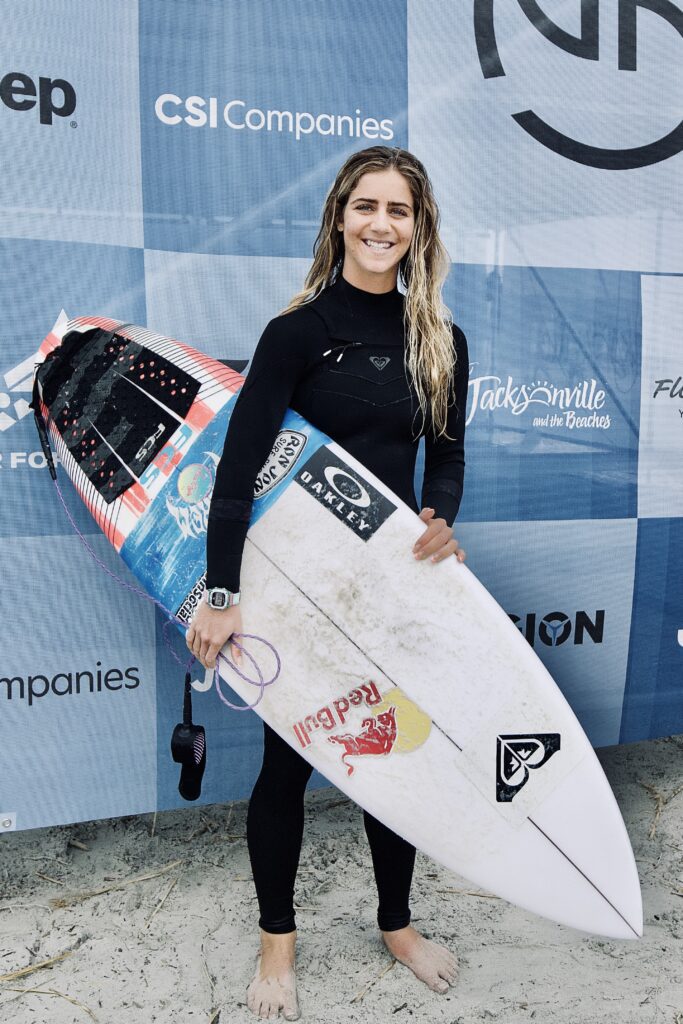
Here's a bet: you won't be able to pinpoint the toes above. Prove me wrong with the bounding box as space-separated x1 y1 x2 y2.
257 998 272 1020
283 987 300 1020
432 977 449 994
438 952 459 985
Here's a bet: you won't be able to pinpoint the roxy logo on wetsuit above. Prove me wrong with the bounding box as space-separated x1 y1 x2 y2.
294 447 396 540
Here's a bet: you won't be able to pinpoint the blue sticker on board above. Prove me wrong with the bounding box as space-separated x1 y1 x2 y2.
120 399 330 617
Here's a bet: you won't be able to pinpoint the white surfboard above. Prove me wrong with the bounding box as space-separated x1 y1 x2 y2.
35 314 643 940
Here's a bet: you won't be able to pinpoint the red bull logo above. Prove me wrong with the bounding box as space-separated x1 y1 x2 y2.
292 681 382 749
328 707 397 776
292 685 433 777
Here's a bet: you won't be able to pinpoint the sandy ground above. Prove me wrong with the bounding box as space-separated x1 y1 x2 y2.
1 735 682 1024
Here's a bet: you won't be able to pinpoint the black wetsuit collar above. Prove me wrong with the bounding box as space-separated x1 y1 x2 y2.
307 272 405 345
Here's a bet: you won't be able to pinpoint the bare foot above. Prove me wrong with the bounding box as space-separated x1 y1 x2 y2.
246 929 300 1020
381 924 458 994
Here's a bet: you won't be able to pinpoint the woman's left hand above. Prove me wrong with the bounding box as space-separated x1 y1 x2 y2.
412 507 466 564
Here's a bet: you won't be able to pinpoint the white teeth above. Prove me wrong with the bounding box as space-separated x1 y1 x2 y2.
364 240 392 249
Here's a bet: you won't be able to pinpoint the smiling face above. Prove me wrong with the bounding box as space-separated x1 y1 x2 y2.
336 168 415 293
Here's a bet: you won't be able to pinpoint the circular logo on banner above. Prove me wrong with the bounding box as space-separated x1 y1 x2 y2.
473 0 683 169
538 612 572 647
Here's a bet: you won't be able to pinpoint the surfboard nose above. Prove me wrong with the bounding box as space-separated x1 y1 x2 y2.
509 750 643 939
469 802 643 940
525 812 643 940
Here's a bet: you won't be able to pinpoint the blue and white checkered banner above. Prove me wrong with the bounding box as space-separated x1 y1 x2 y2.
1 0 681 831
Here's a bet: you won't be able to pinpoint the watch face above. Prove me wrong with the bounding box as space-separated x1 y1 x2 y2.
210 591 227 608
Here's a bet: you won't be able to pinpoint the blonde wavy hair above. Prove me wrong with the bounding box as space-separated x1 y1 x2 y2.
280 146 456 439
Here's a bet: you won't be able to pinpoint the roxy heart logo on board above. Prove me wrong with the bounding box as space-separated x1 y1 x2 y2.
295 447 396 540
474 0 683 169
496 733 561 802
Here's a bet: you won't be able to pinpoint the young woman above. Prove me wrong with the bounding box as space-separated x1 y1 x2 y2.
186 145 469 1020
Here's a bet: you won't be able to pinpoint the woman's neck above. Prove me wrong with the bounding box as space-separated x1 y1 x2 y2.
333 273 402 315
340 268 399 295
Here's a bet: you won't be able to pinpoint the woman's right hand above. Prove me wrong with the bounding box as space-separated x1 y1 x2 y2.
186 601 243 670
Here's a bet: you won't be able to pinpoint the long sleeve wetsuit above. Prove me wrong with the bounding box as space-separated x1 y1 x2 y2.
206 273 469 934
206 273 468 591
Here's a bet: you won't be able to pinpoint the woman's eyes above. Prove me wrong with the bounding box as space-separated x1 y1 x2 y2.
355 203 409 216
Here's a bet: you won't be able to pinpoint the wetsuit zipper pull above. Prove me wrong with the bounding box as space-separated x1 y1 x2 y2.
322 342 363 363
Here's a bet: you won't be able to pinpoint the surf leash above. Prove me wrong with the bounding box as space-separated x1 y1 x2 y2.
30 383 281 799
171 672 206 801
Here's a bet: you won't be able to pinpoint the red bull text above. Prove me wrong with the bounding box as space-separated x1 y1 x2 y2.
292 681 383 749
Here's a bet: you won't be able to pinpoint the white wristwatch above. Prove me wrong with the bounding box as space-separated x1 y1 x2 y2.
205 587 241 610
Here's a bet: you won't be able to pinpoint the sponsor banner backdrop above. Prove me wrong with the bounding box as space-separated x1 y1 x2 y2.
621 518 683 743
139 0 408 257
638 275 683 518
455 519 637 748
0 0 143 248
445 265 641 522
0 536 156 831
408 0 683 272
0 1 680 829
143 250 310 362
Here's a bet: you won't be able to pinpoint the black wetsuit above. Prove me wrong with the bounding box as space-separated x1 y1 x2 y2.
207 273 468 933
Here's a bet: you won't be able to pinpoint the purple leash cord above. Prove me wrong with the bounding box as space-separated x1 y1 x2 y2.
42 420 280 711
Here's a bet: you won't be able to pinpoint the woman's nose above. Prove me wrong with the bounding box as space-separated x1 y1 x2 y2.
370 207 391 232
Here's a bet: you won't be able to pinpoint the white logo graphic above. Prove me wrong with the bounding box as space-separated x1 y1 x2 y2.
467 370 611 430
155 95 393 142
323 467 372 508
0 351 38 432
677 630 683 648
135 423 165 462
175 575 207 627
